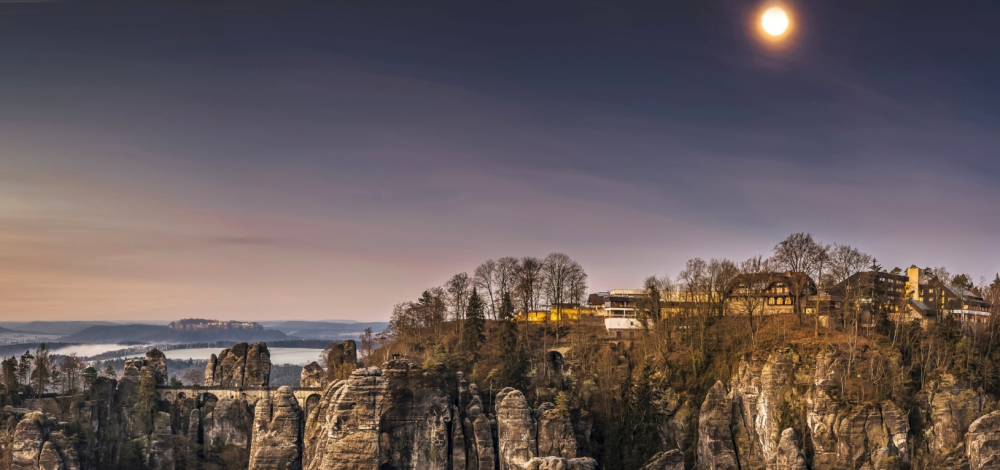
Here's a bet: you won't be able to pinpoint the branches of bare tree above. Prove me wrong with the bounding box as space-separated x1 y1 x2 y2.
772 233 823 324
809 243 831 338
542 253 588 343
474 260 499 320
445 273 472 323
733 256 774 345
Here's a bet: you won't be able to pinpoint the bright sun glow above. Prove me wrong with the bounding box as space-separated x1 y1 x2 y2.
761 7 789 36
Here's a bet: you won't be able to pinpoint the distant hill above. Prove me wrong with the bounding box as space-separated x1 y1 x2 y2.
262 321 388 340
60 323 290 343
0 321 122 336
61 324 168 343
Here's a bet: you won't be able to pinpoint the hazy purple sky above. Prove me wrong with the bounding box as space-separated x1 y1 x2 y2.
1 0 998 321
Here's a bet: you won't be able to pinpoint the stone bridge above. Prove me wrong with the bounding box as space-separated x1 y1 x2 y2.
155 386 325 410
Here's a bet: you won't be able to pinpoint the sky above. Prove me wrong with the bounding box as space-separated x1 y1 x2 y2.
1 0 998 322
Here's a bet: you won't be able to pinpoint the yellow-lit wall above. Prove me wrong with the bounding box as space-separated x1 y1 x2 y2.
517 307 602 322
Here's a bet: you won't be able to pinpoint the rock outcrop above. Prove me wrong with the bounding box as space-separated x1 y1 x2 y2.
323 340 357 383
655 389 694 458
918 373 991 462
522 456 598 470
203 398 253 469
302 366 384 470
146 348 169 387
249 387 304 470
300 362 325 388
536 403 576 459
10 412 80 470
640 449 685 470
466 388 496 470
697 381 739 470
966 410 1000 470
770 428 807 470
497 388 537 470
205 342 272 387
147 412 175 470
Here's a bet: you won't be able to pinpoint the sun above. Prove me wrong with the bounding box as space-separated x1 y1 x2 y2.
761 7 789 36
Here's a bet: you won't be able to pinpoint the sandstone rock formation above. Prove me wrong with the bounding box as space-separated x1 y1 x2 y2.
770 428 806 470
536 403 576 459
249 387 304 470
19 339 1000 470
966 410 1000 470
466 388 496 470
697 381 739 470
147 412 175 470
146 348 169 387
918 373 991 461
300 362 325 388
323 340 357 383
522 456 598 470
497 388 537 470
640 449 685 470
10 412 80 470
205 342 272 387
654 389 694 458
203 397 253 468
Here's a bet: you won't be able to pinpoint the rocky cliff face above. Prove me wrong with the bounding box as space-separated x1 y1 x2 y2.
249 387 303 470
660 345 1000 470
9 412 80 470
300 363 324 388
205 342 272 387
15 341 1000 470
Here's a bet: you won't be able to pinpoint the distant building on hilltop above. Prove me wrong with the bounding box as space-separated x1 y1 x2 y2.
168 318 264 331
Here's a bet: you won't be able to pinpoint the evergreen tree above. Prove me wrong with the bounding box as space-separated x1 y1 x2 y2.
869 259 888 333
82 367 98 394
18 351 33 387
31 344 50 394
1 356 17 390
497 292 525 388
461 288 487 362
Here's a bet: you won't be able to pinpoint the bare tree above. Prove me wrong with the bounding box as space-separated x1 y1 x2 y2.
678 258 708 310
445 273 472 333
706 258 739 317
733 256 773 345
809 243 831 337
495 257 520 304
542 253 586 344
929 266 951 284
828 243 872 377
771 233 825 324
514 257 545 314
474 260 499 320
513 256 545 349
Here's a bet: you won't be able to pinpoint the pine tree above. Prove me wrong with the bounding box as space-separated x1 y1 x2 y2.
497 292 525 388
82 367 98 394
1 356 17 390
32 344 50 394
462 288 487 362
18 351 33 387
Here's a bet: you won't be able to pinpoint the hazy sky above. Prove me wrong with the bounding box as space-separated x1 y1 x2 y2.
2 0 998 322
